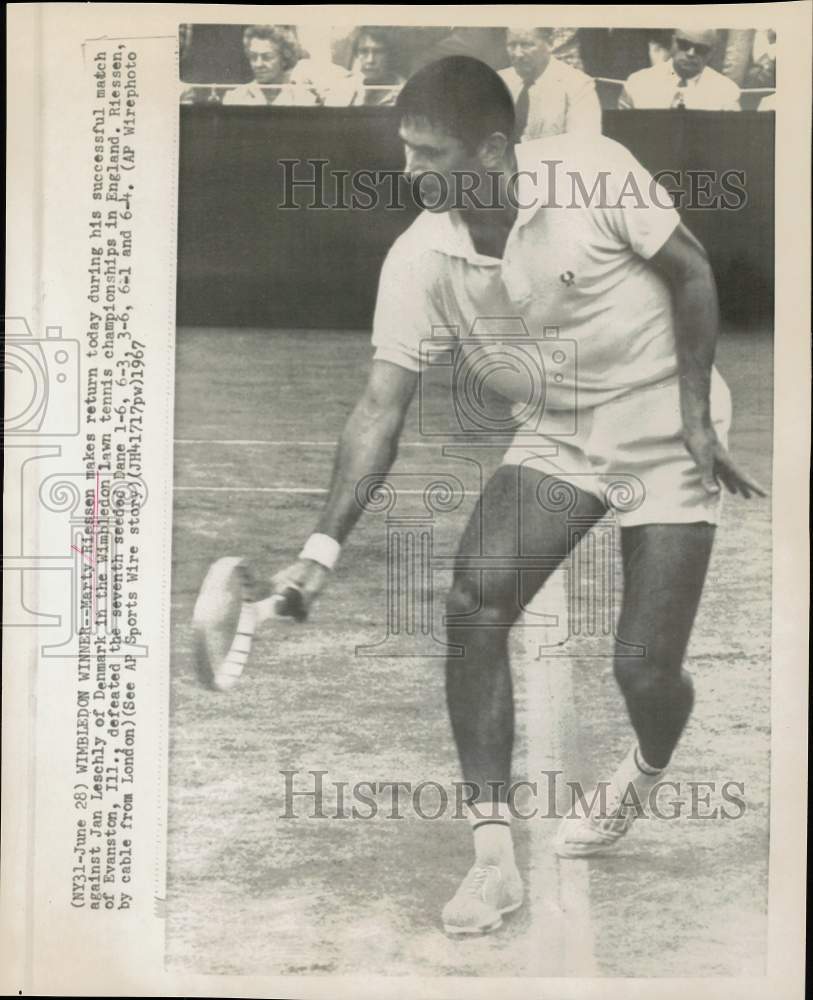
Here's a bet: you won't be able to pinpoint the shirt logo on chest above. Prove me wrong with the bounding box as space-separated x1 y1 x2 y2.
559 270 576 287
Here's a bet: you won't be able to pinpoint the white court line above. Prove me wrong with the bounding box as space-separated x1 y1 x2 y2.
176 439 440 448
523 571 597 975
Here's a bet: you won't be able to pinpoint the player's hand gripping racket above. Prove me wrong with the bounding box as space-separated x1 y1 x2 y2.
268 583 308 622
268 557 329 623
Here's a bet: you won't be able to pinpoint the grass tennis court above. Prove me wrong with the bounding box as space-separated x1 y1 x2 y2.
166 325 771 977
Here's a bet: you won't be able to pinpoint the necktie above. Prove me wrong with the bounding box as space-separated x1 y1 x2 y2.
671 79 688 109
514 82 531 140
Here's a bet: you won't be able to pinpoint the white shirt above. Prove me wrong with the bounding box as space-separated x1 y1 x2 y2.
222 64 322 107
323 74 405 107
619 60 741 111
372 133 682 410
499 58 602 140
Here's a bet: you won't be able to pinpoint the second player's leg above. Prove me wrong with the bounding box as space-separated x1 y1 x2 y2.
614 522 717 769
445 466 606 800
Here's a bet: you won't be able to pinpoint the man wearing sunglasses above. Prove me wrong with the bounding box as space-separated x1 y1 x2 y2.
619 29 741 110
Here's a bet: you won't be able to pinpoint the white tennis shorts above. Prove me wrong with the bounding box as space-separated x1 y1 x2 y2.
501 369 733 526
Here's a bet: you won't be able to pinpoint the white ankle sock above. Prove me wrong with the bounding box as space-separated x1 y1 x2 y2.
467 802 515 866
612 744 667 800
634 746 665 777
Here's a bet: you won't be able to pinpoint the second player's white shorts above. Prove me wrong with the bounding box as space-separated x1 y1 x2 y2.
501 369 732 527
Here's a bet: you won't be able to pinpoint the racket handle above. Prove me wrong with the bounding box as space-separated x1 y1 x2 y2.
271 585 308 622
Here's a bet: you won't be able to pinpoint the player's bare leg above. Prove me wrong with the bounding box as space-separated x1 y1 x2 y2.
442 465 606 933
556 522 716 857
616 523 715 764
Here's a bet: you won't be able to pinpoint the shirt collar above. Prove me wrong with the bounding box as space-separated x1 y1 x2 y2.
414 142 554 263
667 60 706 88
440 211 503 265
519 56 558 91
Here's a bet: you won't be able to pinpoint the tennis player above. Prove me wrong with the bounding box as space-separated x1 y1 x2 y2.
194 56 764 936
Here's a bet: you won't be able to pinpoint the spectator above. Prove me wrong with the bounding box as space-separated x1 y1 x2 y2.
716 29 755 86
746 29 776 88
324 27 405 106
619 28 741 110
223 25 320 106
499 27 601 140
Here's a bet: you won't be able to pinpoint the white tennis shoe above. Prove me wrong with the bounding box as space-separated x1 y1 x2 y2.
441 863 524 936
554 783 640 858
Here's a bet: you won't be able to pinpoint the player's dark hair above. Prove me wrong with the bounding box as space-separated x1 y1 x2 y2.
395 56 515 152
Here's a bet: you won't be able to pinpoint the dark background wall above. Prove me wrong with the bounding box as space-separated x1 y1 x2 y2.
177 108 774 330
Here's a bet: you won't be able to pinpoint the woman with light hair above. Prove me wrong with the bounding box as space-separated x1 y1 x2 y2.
223 25 320 106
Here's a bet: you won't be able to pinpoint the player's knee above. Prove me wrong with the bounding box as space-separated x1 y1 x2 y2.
445 578 519 634
615 630 687 674
613 654 693 700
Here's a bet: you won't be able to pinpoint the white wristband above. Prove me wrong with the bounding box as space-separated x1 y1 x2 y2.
299 533 341 570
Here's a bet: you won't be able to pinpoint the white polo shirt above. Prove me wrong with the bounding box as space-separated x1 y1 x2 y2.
372 133 682 410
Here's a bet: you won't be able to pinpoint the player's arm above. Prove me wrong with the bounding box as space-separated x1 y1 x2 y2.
316 359 418 541
271 359 418 606
271 231 434 610
649 222 765 498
